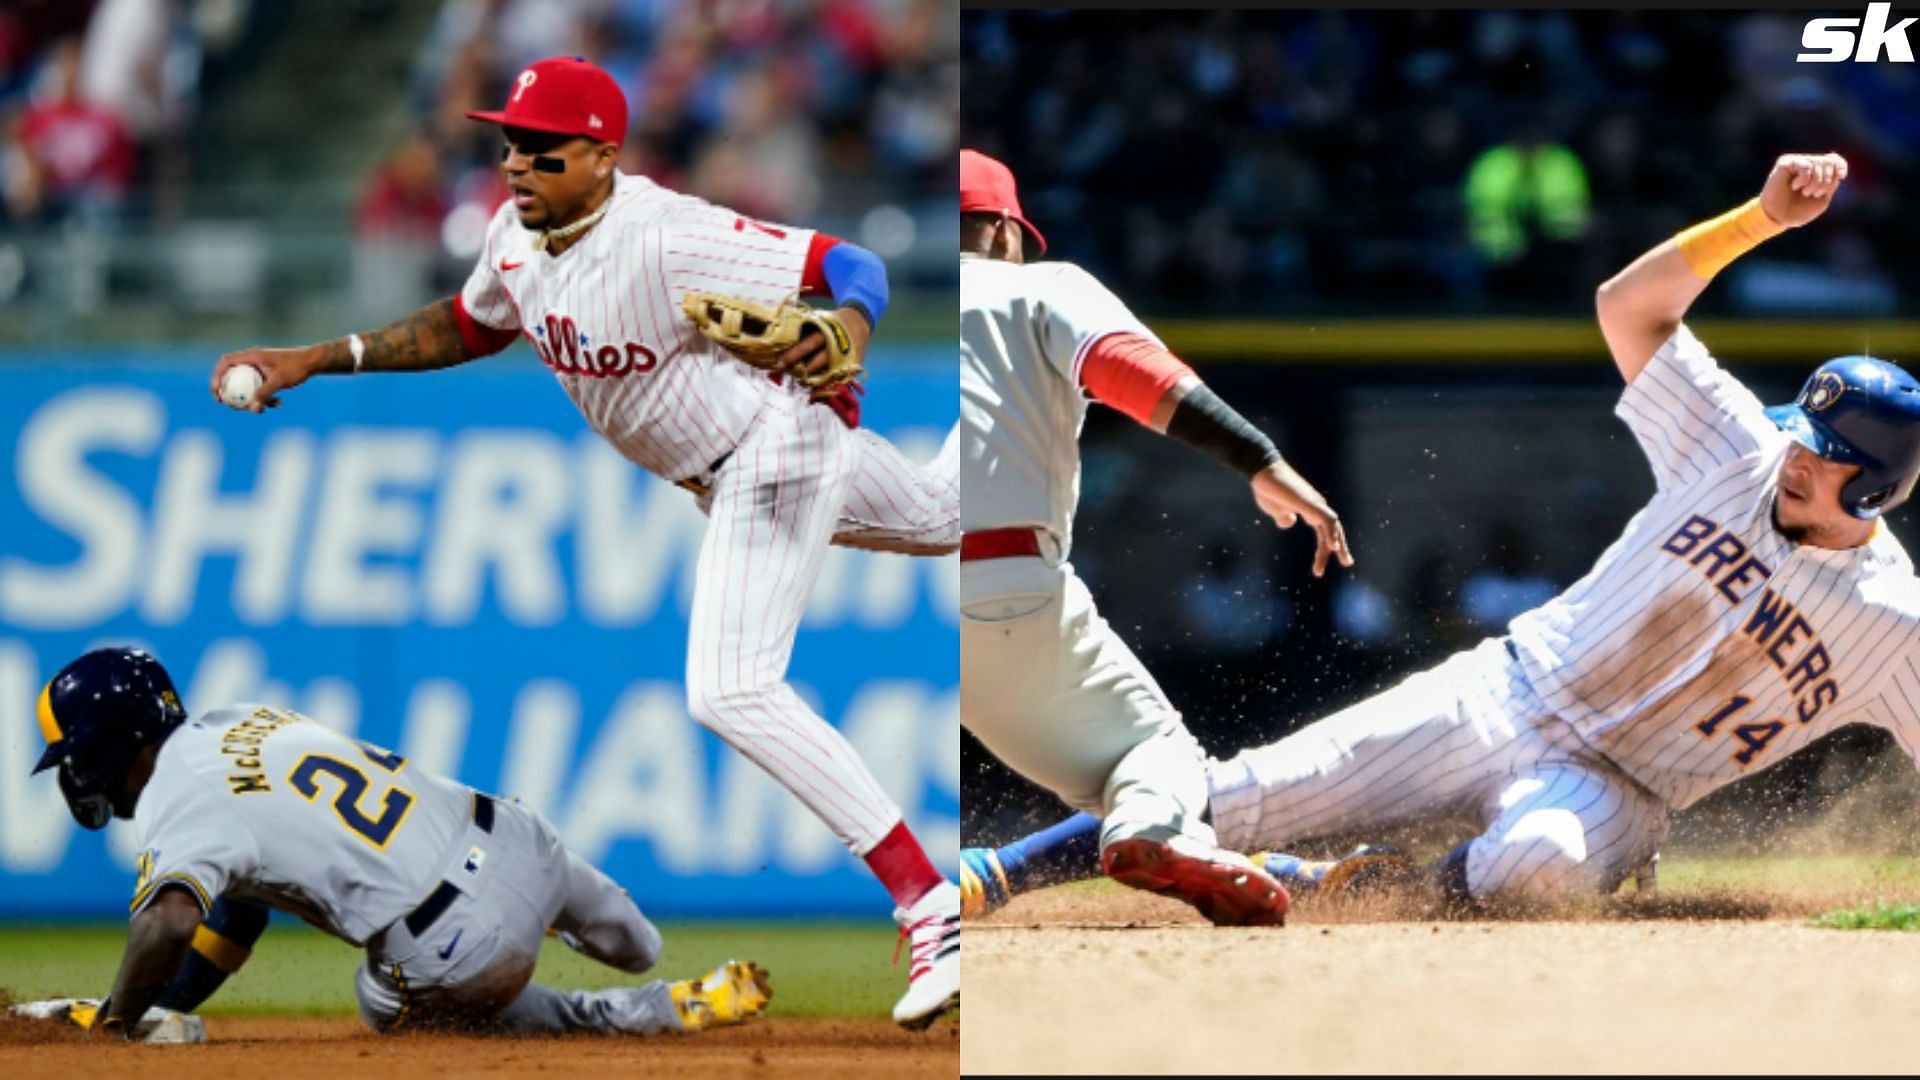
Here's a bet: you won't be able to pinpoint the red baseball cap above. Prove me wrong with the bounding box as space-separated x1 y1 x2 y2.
960 148 1047 256
468 56 627 145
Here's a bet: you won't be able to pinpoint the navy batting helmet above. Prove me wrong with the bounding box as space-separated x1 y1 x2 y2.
1766 355 1920 520
33 648 187 830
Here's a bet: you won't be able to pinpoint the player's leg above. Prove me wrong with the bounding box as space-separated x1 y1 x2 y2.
961 639 1530 910
155 896 270 1012
355 925 691 1038
685 400 957 1026
688 400 933 881
1436 762 1669 907
1205 638 1550 855
827 422 959 555
963 562 1285 924
961 811 1103 917
546 847 663 973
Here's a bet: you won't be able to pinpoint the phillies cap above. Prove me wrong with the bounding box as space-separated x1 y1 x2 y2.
960 149 1047 256
467 56 627 144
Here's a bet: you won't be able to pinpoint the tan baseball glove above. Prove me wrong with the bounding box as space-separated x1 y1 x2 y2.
681 292 864 390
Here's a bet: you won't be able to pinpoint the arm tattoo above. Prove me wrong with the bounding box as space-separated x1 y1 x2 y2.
317 297 474 375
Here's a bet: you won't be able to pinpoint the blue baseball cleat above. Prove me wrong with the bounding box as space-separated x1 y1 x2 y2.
960 847 1012 918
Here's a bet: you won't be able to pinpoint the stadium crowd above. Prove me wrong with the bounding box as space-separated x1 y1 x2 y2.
962 10 1918 317
368 0 956 249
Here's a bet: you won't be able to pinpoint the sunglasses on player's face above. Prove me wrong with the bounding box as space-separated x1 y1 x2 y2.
501 128 584 174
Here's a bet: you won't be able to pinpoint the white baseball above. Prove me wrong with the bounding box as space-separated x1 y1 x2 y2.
220 364 265 409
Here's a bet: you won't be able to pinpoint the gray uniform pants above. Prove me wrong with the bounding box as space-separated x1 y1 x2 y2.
961 555 1218 853
354 796 680 1035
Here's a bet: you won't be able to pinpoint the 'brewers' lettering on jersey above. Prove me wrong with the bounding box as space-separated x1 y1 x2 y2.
1505 326 1920 804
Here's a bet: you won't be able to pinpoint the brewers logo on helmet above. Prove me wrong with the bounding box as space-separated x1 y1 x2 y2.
1766 355 1920 519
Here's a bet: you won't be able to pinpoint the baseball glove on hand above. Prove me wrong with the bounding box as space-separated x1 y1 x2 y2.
681 292 865 390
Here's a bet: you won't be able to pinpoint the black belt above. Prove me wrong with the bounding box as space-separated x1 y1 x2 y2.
403 793 495 938
675 452 734 497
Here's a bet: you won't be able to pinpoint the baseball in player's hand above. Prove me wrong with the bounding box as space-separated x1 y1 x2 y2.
209 346 319 414
774 306 870 381
1251 461 1354 578
1760 153 1848 229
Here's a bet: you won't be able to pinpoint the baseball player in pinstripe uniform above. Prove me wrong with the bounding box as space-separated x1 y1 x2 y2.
210 58 960 1026
959 150 1352 926
964 152 1920 916
27 647 772 1038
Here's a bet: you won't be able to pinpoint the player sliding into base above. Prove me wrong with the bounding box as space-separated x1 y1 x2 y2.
964 152 1920 918
208 58 959 1027
959 149 1353 927
22 647 770 1040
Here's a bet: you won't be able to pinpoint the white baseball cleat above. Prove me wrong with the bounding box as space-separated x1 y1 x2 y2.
891 879 960 1030
11 998 206 1043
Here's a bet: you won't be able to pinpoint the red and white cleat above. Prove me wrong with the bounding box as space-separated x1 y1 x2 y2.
1102 833 1290 927
891 879 960 1030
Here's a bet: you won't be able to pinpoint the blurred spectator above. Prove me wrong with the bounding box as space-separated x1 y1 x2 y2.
0 1 99 99
355 132 448 241
1462 115 1591 300
77 0 192 142
351 133 452 321
412 0 954 252
14 37 135 224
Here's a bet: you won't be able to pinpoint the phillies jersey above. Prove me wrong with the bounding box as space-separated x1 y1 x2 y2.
460 171 818 482
959 254 1160 554
1505 325 1920 807
130 706 481 945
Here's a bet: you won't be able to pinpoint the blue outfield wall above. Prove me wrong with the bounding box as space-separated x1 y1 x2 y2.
0 347 958 918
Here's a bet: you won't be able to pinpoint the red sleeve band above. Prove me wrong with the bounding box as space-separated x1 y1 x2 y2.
453 293 520 358
801 232 842 296
1080 333 1195 426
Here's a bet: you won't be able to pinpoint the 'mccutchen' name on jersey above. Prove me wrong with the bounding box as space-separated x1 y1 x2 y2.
217 707 303 795
131 706 481 945
1505 325 1920 809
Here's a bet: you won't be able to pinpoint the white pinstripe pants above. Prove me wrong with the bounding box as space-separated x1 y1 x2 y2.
686 399 956 855
1208 638 1668 902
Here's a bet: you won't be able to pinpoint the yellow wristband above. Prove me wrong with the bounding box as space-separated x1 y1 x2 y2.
1674 197 1785 280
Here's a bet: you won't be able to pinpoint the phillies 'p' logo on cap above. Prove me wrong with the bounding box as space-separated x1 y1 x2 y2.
468 56 627 145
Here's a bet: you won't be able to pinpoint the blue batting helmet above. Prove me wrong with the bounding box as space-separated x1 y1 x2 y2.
33 648 187 830
1766 355 1920 520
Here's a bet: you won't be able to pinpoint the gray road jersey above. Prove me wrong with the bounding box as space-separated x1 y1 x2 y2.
131 705 477 944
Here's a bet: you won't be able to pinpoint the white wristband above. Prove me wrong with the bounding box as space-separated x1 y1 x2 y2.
348 333 366 374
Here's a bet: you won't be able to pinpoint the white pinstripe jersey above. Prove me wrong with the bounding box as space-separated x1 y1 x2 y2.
1505 325 1920 808
461 171 818 482
131 706 476 945
959 254 1160 551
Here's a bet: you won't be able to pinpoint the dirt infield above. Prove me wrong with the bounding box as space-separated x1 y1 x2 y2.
962 886 1920 1074
0 1014 957 1079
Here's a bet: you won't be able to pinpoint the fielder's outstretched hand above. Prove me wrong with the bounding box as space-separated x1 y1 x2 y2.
1760 153 1848 229
209 346 321 414
1251 460 1353 578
